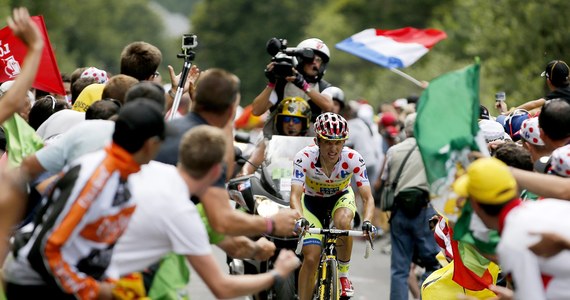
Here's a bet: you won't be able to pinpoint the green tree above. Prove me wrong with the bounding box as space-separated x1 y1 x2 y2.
432 0 570 108
192 0 326 104
158 0 199 15
3 0 178 79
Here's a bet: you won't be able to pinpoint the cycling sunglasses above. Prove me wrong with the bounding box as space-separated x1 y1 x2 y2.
283 116 302 124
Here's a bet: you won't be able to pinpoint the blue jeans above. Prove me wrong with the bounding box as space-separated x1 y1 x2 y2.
389 205 440 300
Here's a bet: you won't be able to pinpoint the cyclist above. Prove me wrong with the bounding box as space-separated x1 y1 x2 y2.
290 112 376 299
240 97 311 175
251 38 334 139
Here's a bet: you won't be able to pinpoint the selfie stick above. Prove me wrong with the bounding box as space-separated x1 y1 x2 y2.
170 36 196 121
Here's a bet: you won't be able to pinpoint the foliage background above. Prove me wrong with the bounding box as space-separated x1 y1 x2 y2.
1 0 569 111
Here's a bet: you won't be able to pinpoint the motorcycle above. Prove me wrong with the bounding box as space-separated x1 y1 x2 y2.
227 135 315 300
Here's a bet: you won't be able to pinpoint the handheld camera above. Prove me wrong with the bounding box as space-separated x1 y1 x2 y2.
182 34 198 50
495 91 506 102
266 37 314 79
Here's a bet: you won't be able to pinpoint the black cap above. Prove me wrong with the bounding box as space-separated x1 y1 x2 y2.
479 104 490 120
113 98 166 153
542 60 570 87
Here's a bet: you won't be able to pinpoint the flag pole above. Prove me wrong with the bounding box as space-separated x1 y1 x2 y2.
389 68 426 88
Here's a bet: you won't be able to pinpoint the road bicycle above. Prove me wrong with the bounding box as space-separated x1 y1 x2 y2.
296 224 374 300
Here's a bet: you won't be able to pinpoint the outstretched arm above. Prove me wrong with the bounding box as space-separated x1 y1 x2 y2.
200 186 299 237
516 98 545 113
216 236 276 261
239 140 266 176
511 167 570 200
0 7 44 124
188 249 300 299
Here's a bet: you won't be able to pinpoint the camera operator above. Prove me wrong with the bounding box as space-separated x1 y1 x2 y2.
251 38 334 138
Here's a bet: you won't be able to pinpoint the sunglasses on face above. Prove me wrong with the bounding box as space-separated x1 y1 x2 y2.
283 116 302 124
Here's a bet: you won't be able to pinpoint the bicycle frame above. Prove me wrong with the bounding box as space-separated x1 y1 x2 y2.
296 228 373 300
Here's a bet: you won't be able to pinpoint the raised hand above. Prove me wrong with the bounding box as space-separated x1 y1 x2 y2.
7 7 43 51
167 64 201 95
264 62 276 84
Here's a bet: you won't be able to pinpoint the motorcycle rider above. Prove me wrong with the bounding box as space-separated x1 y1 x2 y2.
322 86 345 114
290 112 377 299
251 38 334 138
240 97 311 176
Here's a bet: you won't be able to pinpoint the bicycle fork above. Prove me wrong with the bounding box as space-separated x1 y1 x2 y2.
317 237 341 300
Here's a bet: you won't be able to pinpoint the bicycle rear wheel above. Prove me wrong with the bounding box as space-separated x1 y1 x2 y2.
320 259 339 300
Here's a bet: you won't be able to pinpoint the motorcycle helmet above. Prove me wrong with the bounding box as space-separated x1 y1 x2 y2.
296 38 330 83
322 86 345 110
274 97 311 136
314 112 349 140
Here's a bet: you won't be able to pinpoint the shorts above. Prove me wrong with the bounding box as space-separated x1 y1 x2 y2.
301 187 357 247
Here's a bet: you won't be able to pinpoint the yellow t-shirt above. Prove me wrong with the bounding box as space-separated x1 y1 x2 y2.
72 83 105 112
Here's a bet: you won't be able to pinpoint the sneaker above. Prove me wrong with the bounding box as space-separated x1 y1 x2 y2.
339 276 354 297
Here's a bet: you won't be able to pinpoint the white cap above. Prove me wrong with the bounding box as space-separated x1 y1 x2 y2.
478 119 507 143
393 98 408 108
0 80 35 105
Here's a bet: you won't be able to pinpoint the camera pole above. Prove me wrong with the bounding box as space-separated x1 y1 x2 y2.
169 46 196 121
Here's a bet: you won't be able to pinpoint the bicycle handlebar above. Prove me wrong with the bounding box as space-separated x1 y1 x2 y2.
295 227 375 257
306 228 365 236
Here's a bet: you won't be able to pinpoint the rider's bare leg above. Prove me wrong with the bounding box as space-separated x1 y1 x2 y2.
299 244 321 300
334 207 354 267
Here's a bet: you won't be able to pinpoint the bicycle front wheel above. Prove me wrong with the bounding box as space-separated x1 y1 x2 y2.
320 259 339 300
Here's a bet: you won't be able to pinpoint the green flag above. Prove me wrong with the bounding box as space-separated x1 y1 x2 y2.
416 63 503 290
415 63 480 222
453 201 501 255
2 114 44 168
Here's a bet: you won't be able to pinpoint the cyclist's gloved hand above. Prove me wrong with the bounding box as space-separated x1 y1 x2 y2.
362 221 377 237
294 217 309 234
264 67 276 84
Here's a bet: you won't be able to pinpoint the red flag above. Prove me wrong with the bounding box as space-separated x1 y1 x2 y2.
0 16 65 95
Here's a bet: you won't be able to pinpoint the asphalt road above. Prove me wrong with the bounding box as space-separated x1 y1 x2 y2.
188 236 395 300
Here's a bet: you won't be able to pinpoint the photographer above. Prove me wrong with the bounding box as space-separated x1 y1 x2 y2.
251 38 334 138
